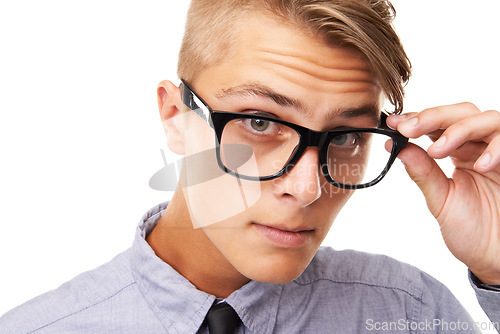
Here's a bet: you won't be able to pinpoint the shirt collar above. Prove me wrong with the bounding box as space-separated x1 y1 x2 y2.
129 201 283 334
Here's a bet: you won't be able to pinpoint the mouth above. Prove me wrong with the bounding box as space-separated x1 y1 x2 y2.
252 222 314 248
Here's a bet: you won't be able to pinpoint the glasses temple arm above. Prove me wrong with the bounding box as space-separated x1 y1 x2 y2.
180 80 211 124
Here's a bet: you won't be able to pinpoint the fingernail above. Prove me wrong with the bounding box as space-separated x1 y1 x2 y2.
387 122 396 130
477 152 491 168
433 136 447 148
392 114 408 119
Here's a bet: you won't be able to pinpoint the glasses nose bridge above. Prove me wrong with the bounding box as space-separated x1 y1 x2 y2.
303 129 328 150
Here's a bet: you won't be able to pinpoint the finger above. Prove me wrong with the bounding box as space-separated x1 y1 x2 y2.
426 130 445 143
387 114 445 142
394 102 481 139
427 110 500 159
386 112 418 130
449 141 487 169
397 143 450 218
474 134 500 173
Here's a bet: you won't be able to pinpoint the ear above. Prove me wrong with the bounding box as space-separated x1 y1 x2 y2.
157 80 185 155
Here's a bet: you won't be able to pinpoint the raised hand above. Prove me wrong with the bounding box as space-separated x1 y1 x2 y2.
387 103 500 284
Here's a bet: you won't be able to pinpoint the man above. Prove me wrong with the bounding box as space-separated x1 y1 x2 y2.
1 0 499 333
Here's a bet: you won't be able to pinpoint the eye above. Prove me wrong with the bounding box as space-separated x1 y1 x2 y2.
250 119 270 132
331 134 356 146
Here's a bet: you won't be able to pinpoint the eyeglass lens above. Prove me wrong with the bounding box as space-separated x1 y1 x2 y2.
219 117 393 186
326 132 391 186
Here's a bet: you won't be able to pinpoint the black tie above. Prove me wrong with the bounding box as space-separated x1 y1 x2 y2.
206 302 241 334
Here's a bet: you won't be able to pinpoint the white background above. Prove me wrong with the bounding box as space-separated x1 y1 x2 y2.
0 1 499 332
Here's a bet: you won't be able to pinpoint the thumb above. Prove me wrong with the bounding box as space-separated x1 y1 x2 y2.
397 143 450 218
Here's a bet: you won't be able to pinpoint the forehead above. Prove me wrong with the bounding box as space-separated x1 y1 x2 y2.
195 12 382 127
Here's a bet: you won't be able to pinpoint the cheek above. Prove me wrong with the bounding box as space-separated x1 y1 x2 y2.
182 175 262 229
316 181 355 223
181 120 262 229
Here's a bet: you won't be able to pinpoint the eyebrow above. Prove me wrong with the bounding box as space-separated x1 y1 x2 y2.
215 83 308 115
329 105 381 125
214 82 381 125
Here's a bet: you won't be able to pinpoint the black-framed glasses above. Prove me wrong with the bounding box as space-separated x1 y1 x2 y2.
180 80 408 189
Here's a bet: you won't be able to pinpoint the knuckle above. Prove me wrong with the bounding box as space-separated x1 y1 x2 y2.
417 108 434 122
483 109 500 120
458 101 477 110
445 120 468 136
419 107 434 116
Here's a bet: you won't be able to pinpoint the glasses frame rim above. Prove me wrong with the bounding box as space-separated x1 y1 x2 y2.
180 80 408 189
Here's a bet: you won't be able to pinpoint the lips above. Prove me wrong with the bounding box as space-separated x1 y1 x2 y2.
252 222 314 248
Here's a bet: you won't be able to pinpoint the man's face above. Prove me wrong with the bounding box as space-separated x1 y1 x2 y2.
179 13 382 283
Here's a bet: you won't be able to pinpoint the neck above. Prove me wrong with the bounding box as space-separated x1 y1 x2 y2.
146 190 250 298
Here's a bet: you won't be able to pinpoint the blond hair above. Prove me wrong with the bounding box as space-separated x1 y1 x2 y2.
178 0 411 114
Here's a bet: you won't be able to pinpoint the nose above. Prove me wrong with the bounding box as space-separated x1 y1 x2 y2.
272 147 322 207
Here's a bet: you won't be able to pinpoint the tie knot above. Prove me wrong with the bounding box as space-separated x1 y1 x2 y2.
206 302 241 334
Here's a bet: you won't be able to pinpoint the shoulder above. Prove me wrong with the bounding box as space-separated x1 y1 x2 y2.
294 247 452 303
0 250 138 334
